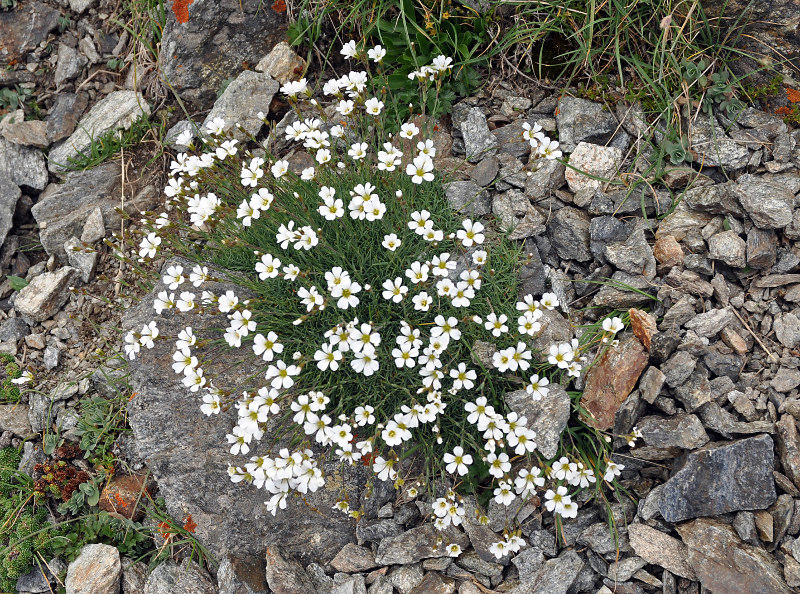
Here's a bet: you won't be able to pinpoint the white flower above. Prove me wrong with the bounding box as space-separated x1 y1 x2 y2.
486 452 511 478
547 343 573 368
405 261 429 284
336 99 355 115
540 292 559 310
522 121 542 142
265 360 301 390
205 116 226 135
544 485 570 515
153 291 175 314
400 122 419 139
485 313 508 337
283 264 300 281
382 278 408 303
348 142 368 160
352 344 379 376
256 254 282 280
215 139 238 160
340 40 358 59
456 219 485 247
412 292 431 312
602 316 624 334
251 188 274 211
443 446 473 476
316 148 331 164
526 374 550 400
488 540 509 560
162 265 185 290
432 315 461 341
354 405 376 426
406 154 434 183
176 291 196 312
175 129 193 147
11 370 34 385
449 363 476 391
301 167 316 180
493 481 516 506
139 232 161 259
537 136 562 160
364 97 384 115
367 45 386 62
431 54 453 72
271 160 289 178
472 250 487 266
382 233 401 251
603 460 624 482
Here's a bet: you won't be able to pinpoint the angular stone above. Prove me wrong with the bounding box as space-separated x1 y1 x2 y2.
676 518 792 594
556 96 618 152
459 107 497 162
524 159 565 199
661 352 697 390
689 115 750 170
581 335 649 430
0 176 20 250
16 557 66 594
32 164 156 263
683 307 732 338
0 1 61 64
547 206 591 262
124 259 360 564
65 544 121 594
774 313 800 348
653 235 683 267
49 91 150 172
592 272 654 308
0 317 28 344
143 559 216 594
160 0 287 107
409 573 454 594
202 70 279 140
708 230 746 267
659 434 777 522
628 308 657 351
1 119 48 148
514 550 584 594
0 403 33 437
638 366 665 404
747 228 777 269
54 43 88 87
265 548 315 594
733 175 794 229
637 414 708 449
64 236 98 283
564 142 623 193
331 543 378 573
216 556 269 594
470 156 498 187
98 473 151 520
604 228 656 279
775 415 800 491
14 267 79 322
655 203 714 241
374 525 468 565
255 41 305 84
505 385 570 459
771 368 800 393
47 92 89 144
627 524 695 580
443 181 491 216
388 564 423 593
0 136 48 192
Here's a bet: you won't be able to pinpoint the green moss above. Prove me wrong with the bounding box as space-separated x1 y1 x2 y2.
0 352 21 403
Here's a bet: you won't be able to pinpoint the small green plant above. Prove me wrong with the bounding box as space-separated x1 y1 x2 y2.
0 0 18 10
7 274 28 291
0 84 33 114
107 57 125 70
662 137 692 165
0 352 22 403
53 512 152 563
73 394 130 466
58 14 72 32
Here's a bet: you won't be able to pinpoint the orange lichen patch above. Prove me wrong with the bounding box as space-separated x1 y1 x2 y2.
98 473 152 520
787 88 800 104
172 0 194 24
272 0 287 12
183 515 197 533
776 106 793 116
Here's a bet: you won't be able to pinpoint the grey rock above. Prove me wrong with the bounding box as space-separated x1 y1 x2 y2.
69 0 98 13
592 272 654 308
160 0 286 107
681 183 744 216
603 227 656 279
771 368 800 393
492 191 517 230
733 511 759 545
0 316 28 344
0 136 48 191
32 164 157 263
510 549 583 594
65 543 121 594
658 434 777 522
683 307 732 338
255 41 306 84
331 543 378 573
673 367 712 412
43 345 60 370
708 230 746 267
698 401 774 439
0 1 61 63
54 43 88 87
733 175 795 229
443 181 492 216
356 519 403 544
0 403 33 436
216 557 269 594
775 415 800 492
49 91 150 172
507 208 546 240
164 120 196 151
774 313 800 348
14 267 79 322
264 548 315 594
121 559 149 594
689 114 750 170
203 70 278 140
0 176 20 250
374 525 468 565
548 206 591 262
607 557 647 583
80 205 106 243
124 258 360 564
524 159 565 199
589 216 633 263
517 239 546 297
388 564 423 593
638 483 665 521
17 440 45 476
676 518 792 594
470 156 498 187
747 227 777 269
505 385 570 459
639 366 665 404
577 522 629 555
1 118 48 148
143 559 216 594
459 107 497 162
78 36 101 64
28 392 64 434
16 558 66 594
64 236 97 283
564 142 623 193
332 574 367 594
368 576 393 594
627 523 695 580
637 414 709 449
661 352 696 388
556 96 618 152
47 92 89 144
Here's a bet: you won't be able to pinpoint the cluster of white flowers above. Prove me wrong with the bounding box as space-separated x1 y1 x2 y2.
521 122 563 162
130 41 635 553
